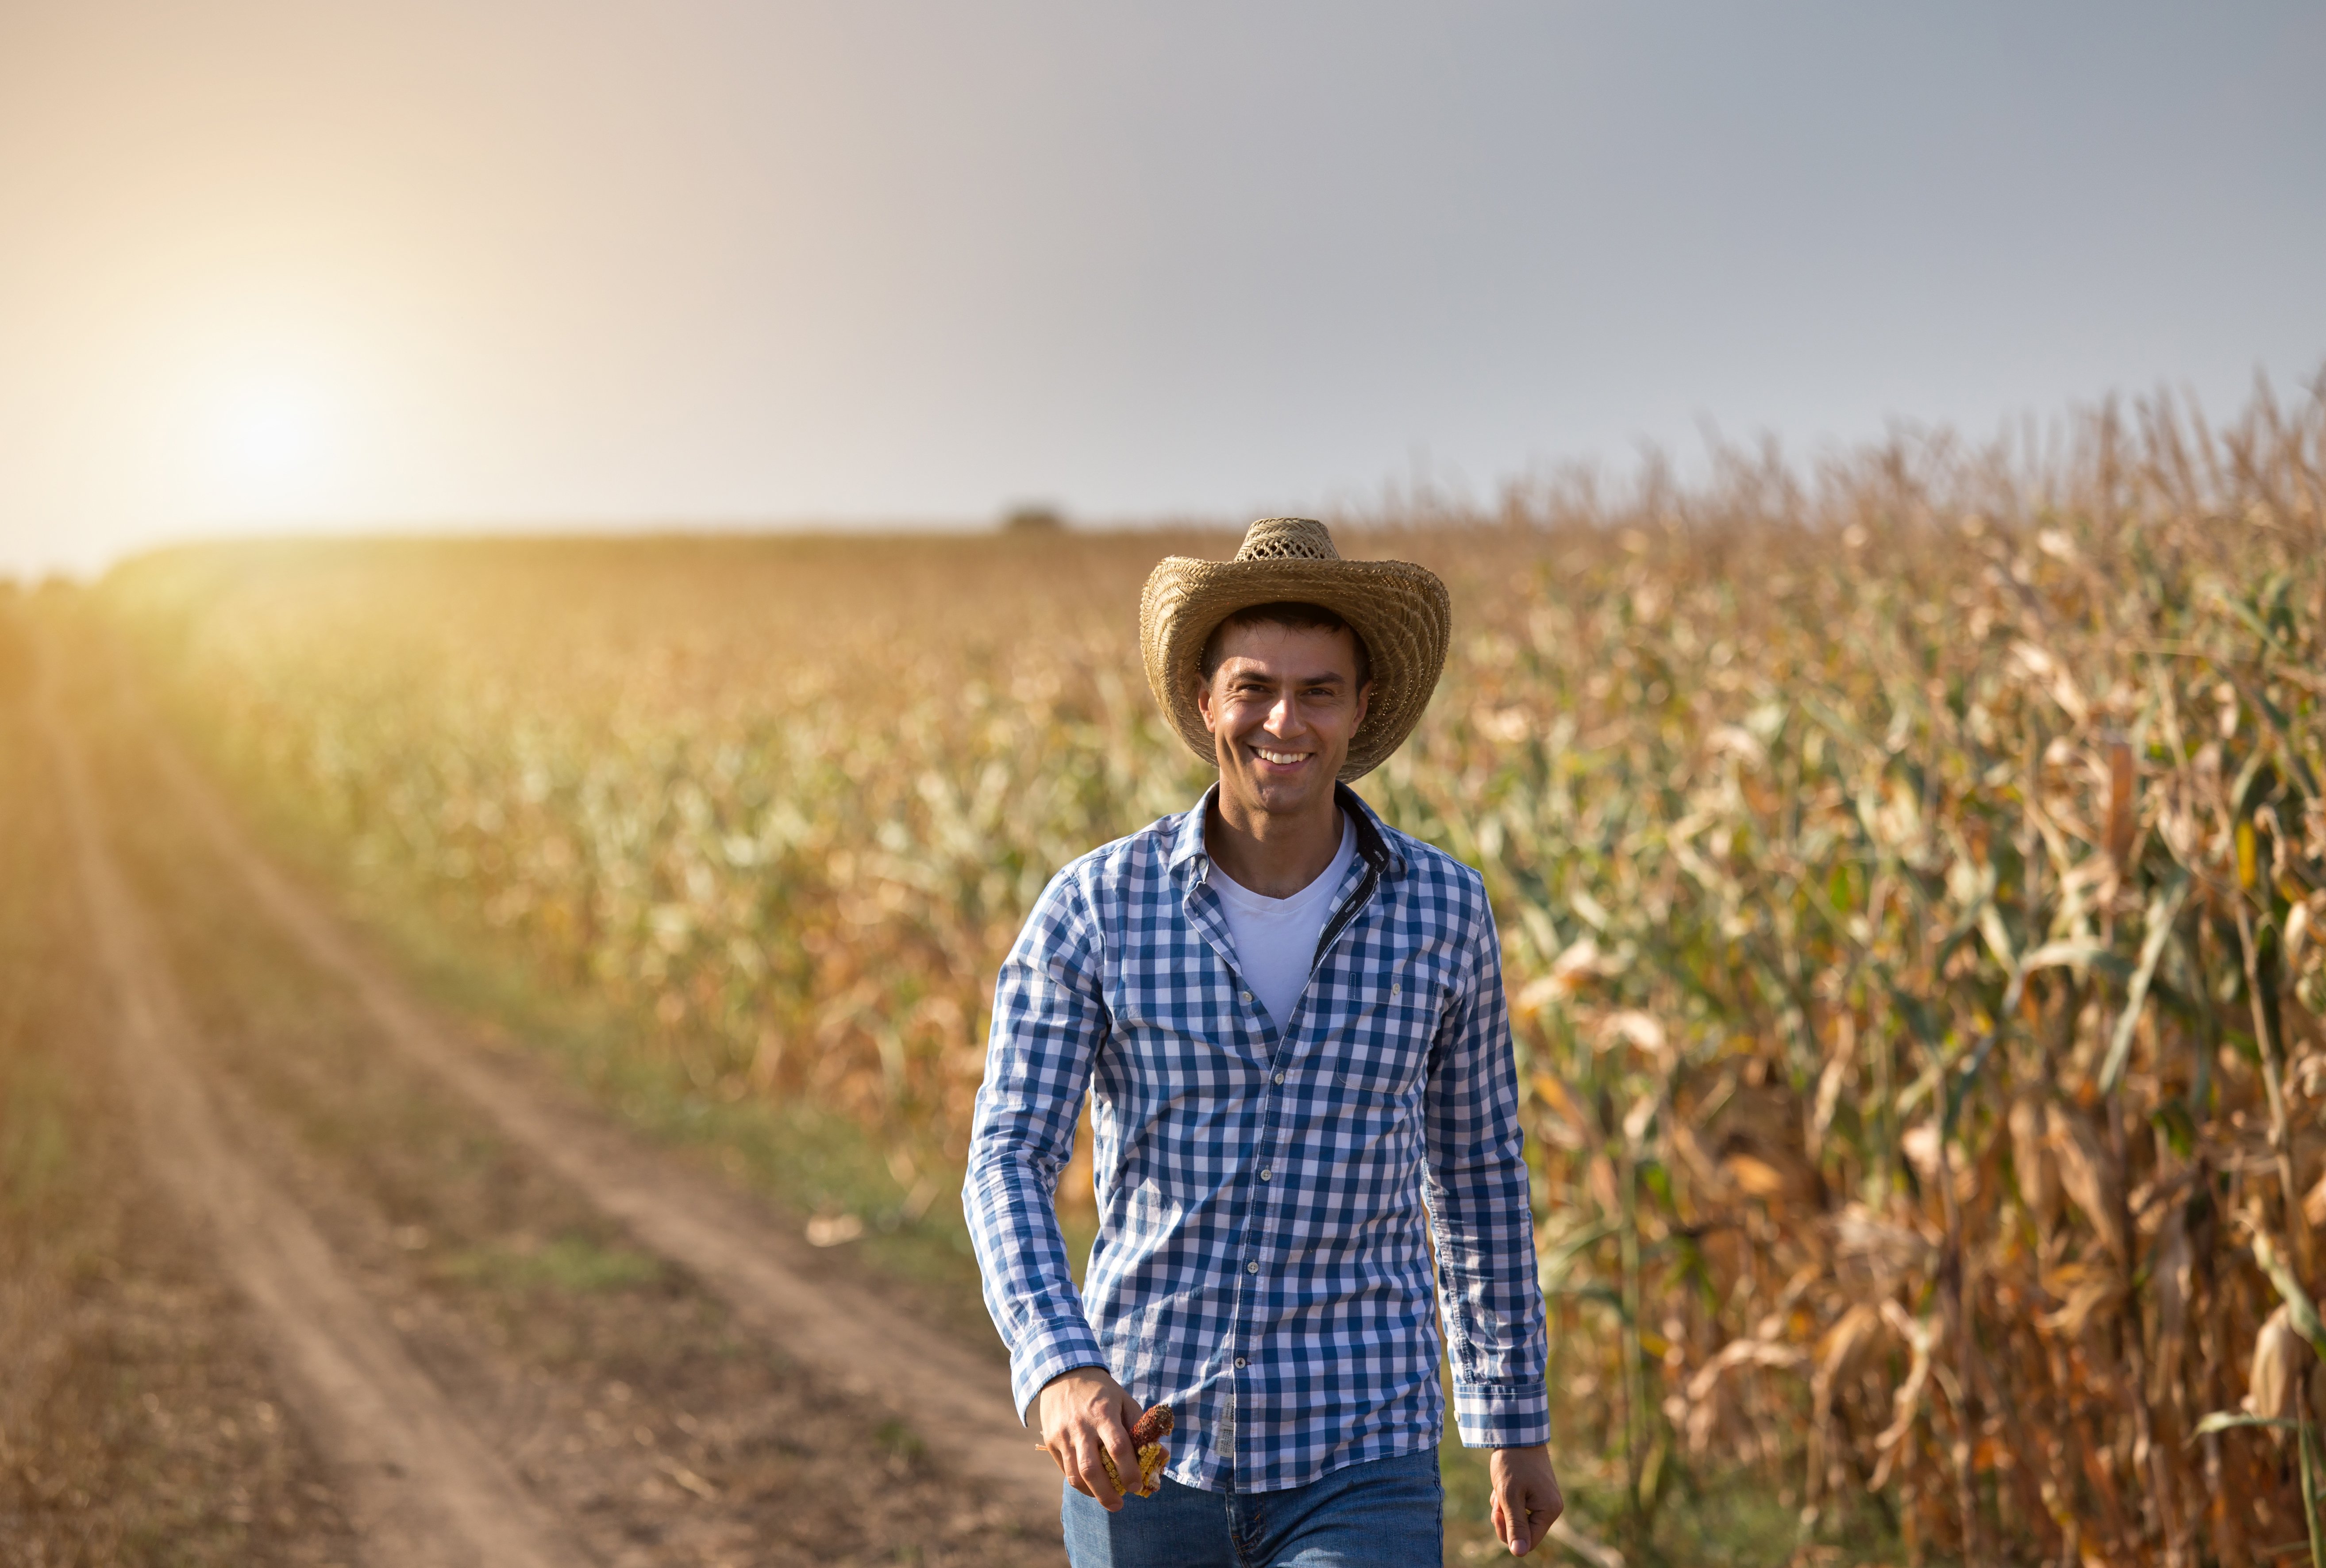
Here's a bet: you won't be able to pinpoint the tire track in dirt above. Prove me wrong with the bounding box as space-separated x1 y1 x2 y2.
39 689 579 1568
142 729 1068 1524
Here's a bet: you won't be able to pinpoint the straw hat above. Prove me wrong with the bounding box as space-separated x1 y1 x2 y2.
1140 518 1450 781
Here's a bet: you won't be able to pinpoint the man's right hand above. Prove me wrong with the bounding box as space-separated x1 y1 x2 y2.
1032 1366 1145 1511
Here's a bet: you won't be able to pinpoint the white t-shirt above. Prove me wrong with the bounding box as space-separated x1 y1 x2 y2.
1209 813 1358 1033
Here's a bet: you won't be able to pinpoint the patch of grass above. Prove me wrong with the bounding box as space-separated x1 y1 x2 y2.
439 1232 663 1295
0 1059 73 1212
874 1418 928 1462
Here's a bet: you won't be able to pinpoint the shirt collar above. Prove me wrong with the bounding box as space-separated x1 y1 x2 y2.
1167 781 1406 881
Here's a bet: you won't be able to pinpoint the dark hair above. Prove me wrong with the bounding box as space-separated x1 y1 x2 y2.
1199 601 1372 689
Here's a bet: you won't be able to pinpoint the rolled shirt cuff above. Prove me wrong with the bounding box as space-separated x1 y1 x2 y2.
1008 1321 1112 1427
1452 1380 1552 1449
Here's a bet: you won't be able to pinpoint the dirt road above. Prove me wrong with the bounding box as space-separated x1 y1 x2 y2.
27 641 1062 1566
42 690 576 1567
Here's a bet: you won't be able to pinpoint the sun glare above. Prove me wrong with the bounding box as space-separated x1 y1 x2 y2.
211 380 335 488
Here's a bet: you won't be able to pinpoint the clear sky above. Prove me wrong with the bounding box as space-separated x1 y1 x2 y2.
4 1 2321 574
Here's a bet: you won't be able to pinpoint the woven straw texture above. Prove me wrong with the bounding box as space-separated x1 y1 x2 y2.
1139 519 1451 781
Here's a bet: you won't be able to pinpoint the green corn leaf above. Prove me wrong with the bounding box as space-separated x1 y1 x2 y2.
2190 1410 2306 1440
2099 870 2191 1097
2255 1232 2326 1359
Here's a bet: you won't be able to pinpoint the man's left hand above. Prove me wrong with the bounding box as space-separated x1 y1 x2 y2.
1488 1444 1564 1556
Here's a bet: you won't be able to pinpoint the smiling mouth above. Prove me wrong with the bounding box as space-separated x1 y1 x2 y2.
1251 746 1309 767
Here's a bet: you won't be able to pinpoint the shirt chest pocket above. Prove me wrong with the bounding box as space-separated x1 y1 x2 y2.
1331 962 1456 1100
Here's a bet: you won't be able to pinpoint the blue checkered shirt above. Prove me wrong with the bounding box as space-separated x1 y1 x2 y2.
965 784 1549 1494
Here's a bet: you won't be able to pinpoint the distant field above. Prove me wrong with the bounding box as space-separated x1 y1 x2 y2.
94 383 2326 1564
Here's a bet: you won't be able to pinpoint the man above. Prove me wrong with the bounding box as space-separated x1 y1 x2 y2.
966 519 1561 1564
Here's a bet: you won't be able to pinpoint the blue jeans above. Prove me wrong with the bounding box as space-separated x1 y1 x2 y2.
1060 1449 1444 1567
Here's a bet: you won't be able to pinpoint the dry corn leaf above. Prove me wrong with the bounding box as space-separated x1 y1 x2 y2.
2045 1104 2125 1260
2244 1304 2311 1445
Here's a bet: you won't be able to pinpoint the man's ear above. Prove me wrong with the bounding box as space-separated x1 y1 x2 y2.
1194 673 1219 734
1352 679 1373 731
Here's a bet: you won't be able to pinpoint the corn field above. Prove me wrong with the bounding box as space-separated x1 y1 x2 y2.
99 377 2326 1564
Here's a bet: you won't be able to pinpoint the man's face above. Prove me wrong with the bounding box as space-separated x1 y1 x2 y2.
1195 620 1371 821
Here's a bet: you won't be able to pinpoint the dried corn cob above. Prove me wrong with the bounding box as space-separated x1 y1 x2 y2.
1095 1405 1174 1498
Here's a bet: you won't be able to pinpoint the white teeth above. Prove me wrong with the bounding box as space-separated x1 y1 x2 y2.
1253 747 1306 765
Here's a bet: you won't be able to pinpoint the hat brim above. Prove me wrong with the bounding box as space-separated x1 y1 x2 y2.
1139 554 1450 781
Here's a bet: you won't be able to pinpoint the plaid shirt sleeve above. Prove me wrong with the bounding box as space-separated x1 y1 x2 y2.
1424 892 1552 1448
963 867 1110 1426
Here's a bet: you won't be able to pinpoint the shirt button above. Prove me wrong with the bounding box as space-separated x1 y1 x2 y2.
1234 1357 1247 1368
1240 990 1253 1004
1273 1072 1285 1084
1259 1168 1273 1181
1391 982 1401 996
1247 1260 1259 1272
